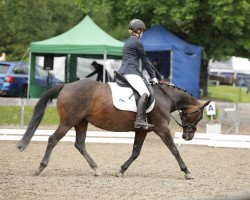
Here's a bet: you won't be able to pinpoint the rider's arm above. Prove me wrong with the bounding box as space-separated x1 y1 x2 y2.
136 41 156 79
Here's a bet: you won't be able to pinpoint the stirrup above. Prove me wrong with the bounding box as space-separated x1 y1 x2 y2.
134 121 154 130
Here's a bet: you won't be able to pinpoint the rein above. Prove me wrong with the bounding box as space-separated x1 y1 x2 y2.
156 83 201 130
156 84 182 126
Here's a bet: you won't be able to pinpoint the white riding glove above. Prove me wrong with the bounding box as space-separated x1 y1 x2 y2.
150 78 158 84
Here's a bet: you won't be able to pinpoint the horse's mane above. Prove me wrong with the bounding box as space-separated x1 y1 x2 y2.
159 82 193 97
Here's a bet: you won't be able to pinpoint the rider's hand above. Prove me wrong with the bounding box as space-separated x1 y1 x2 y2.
150 78 158 84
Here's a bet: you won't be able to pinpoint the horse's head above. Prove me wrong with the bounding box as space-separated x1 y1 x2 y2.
180 101 210 141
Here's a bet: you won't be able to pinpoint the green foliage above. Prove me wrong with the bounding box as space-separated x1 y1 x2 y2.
0 0 83 60
195 0 250 59
208 85 250 103
0 0 249 70
113 0 250 60
0 106 59 126
74 0 129 40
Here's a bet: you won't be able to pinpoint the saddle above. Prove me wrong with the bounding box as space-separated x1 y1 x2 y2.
114 71 155 110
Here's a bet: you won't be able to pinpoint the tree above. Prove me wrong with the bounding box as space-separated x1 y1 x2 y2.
99 0 250 96
74 0 129 39
190 0 250 95
0 0 83 60
1 0 249 96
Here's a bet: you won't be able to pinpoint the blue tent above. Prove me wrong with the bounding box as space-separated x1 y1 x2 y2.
141 25 202 98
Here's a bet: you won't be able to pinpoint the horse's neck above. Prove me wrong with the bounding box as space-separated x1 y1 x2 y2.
154 84 197 112
169 89 194 112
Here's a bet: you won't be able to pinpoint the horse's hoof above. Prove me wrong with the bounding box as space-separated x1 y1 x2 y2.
93 167 101 177
34 170 41 176
94 171 101 177
116 172 124 178
94 172 101 177
185 173 194 179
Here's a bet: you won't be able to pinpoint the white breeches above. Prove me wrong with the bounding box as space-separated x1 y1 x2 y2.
124 74 150 96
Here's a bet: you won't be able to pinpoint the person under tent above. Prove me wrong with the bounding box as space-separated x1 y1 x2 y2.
85 61 110 82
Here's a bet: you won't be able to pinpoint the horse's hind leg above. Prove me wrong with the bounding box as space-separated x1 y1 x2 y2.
116 130 147 177
74 120 100 176
35 124 70 175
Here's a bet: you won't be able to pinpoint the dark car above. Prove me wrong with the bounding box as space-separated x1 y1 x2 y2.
0 61 62 97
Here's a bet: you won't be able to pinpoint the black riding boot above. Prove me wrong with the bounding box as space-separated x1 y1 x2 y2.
134 93 154 130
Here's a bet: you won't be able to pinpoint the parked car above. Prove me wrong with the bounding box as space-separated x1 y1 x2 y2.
0 61 62 97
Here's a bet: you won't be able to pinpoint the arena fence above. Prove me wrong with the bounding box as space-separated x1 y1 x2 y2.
174 132 250 149
0 129 249 149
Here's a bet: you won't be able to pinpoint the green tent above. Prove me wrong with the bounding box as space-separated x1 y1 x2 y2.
29 15 123 97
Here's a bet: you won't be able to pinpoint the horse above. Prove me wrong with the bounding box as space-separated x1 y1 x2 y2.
17 79 210 179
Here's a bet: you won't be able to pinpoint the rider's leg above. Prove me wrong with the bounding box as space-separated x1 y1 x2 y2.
134 93 154 129
124 74 154 130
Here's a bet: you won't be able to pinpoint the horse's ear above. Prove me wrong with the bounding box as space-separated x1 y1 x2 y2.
200 100 211 109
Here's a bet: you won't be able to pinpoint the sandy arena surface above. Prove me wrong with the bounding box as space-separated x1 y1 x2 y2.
0 133 250 200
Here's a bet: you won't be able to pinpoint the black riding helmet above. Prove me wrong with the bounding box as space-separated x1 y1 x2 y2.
128 19 146 32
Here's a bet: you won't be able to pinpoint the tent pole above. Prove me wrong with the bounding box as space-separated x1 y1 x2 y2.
28 51 31 98
66 54 71 83
103 51 107 83
170 50 173 83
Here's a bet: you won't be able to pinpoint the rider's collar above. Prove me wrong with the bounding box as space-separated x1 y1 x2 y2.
131 34 140 39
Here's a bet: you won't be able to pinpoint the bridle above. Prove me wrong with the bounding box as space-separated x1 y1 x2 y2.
156 83 202 131
178 108 202 131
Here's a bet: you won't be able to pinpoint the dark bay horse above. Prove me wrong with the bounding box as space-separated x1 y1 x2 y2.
17 79 210 179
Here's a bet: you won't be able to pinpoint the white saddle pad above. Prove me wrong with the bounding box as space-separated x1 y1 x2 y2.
108 82 155 113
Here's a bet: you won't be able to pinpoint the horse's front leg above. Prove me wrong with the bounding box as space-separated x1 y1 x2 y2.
116 131 147 177
157 128 194 179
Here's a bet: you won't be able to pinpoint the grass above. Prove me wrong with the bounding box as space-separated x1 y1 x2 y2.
0 106 59 127
207 85 250 103
0 85 249 127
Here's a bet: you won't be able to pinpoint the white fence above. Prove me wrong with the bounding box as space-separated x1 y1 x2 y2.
174 132 250 149
0 129 135 144
0 129 250 149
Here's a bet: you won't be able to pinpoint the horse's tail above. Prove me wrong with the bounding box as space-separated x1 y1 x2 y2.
17 84 65 151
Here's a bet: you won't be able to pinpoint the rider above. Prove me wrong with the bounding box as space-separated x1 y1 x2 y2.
118 19 158 130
